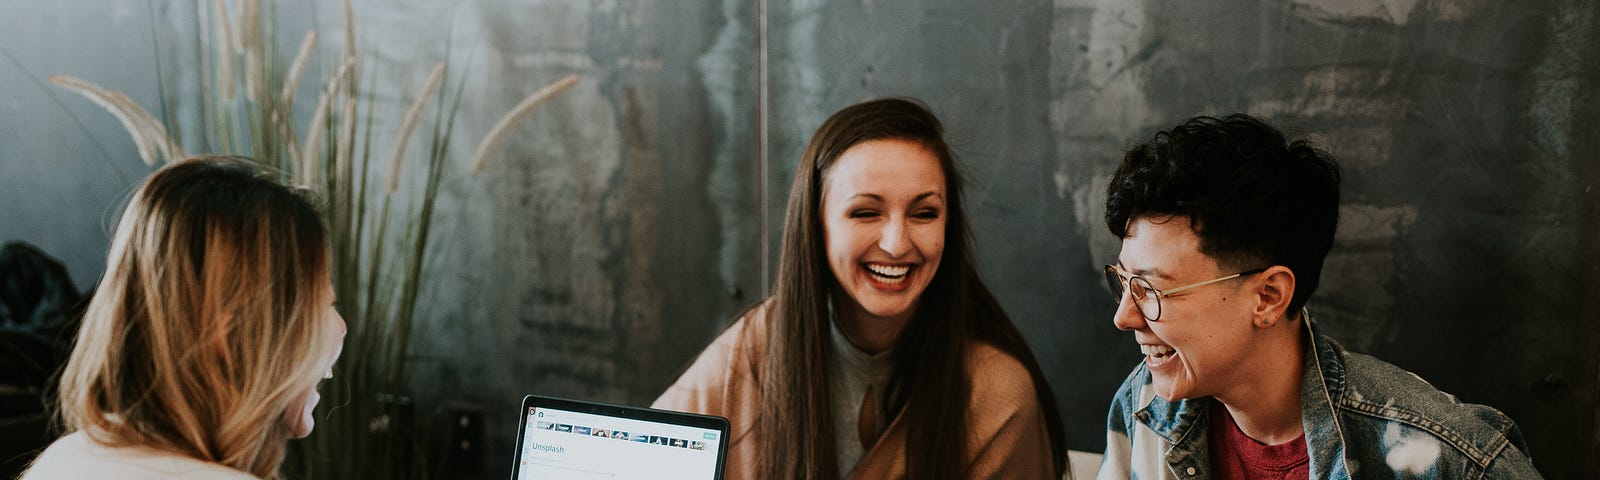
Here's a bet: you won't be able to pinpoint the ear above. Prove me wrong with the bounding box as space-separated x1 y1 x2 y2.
1251 266 1296 328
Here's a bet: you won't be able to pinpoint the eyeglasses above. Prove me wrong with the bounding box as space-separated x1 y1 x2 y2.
1103 264 1266 322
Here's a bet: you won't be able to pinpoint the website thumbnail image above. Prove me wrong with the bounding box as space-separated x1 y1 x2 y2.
532 419 708 450
525 407 713 451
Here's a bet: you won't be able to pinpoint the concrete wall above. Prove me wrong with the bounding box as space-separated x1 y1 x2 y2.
2 0 1595 478
383 0 763 474
1 1 168 287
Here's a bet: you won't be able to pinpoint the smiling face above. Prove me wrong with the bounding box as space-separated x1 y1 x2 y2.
821 139 947 335
283 277 347 438
1113 215 1258 401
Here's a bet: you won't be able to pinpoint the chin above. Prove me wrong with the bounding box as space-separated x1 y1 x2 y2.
285 392 321 438
861 300 915 320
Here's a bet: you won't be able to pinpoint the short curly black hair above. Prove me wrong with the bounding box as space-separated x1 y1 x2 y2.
1105 114 1341 314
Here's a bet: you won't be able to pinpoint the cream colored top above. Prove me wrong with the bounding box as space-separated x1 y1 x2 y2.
22 431 259 480
827 315 896 476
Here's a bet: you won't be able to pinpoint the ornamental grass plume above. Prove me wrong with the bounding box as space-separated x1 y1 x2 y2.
470 74 579 173
210 0 236 100
300 58 354 185
281 30 316 109
386 63 445 193
48 75 185 166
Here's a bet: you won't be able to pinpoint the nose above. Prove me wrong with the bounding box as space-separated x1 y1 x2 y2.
1112 288 1147 331
878 216 911 257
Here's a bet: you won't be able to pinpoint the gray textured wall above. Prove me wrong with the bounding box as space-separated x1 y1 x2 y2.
2 0 1596 479
1 1 165 287
387 0 763 474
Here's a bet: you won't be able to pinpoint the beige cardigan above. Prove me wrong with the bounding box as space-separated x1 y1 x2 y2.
652 303 1056 479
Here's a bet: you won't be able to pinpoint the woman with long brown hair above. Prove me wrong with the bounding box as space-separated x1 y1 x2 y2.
23 156 345 479
655 98 1065 479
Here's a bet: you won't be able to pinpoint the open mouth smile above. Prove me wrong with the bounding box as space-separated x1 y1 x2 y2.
1141 344 1177 367
863 262 913 288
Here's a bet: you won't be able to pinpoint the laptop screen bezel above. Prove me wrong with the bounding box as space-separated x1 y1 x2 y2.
510 394 730 480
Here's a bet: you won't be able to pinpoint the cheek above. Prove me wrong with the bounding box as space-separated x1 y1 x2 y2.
1169 327 1242 373
1153 325 1203 360
282 386 314 432
917 223 946 265
821 224 853 286
825 222 867 262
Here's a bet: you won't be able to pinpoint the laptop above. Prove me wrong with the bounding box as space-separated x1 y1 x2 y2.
511 394 730 480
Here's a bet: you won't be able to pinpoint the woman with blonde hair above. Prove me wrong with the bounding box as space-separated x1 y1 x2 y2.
655 98 1066 479
23 156 346 479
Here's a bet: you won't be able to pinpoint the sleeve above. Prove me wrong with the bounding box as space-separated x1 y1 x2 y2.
650 307 766 480
963 344 1057 480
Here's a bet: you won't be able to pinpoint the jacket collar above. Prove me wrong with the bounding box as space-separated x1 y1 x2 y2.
1298 313 1352 478
1133 311 1352 474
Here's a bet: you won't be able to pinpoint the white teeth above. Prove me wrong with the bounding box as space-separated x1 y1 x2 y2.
1140 345 1175 357
865 263 911 279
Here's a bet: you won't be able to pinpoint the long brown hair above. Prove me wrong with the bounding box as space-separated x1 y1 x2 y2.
54 156 336 478
758 98 1066 478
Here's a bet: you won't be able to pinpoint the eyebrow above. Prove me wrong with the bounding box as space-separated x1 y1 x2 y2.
1117 261 1171 280
847 192 944 203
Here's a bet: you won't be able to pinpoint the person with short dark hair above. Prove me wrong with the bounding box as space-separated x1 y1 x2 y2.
1096 114 1542 479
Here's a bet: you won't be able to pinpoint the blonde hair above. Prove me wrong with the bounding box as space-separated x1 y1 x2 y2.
56 155 336 478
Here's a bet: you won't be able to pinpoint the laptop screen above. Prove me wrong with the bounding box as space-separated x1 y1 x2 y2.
513 395 728 480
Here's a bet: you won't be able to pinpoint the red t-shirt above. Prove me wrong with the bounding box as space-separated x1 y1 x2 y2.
1207 401 1309 480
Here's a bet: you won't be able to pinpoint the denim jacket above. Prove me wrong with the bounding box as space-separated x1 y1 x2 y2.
1096 313 1543 480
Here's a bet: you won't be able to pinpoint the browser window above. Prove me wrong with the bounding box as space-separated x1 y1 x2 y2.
517 406 722 479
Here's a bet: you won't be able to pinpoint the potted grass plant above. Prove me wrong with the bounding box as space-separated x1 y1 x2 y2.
48 0 575 477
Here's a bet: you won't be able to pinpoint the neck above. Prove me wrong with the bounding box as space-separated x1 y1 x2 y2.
834 300 911 355
1213 315 1307 445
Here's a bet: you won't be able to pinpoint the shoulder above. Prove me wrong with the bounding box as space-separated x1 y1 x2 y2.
963 342 1040 409
651 300 770 412
23 431 258 480
961 342 1051 434
1334 350 1536 472
700 300 770 370
1338 349 1512 435
652 301 772 477
682 300 772 374
959 342 1057 478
